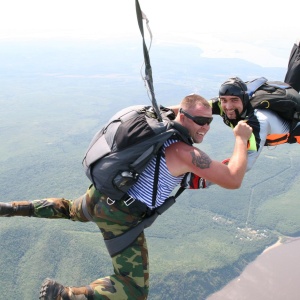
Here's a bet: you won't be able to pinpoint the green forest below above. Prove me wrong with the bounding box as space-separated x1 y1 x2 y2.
0 39 299 300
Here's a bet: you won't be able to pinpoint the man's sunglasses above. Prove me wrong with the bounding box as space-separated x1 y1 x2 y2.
179 108 213 126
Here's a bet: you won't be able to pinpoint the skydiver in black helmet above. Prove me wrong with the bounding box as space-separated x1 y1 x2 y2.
209 38 300 171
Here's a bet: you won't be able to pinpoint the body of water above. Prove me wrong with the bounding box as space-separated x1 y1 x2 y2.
207 237 300 300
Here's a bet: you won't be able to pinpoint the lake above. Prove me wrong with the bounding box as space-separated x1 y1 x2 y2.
207 237 300 300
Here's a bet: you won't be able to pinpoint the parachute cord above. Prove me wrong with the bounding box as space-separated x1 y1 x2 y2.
139 13 153 105
245 188 254 228
135 0 162 121
245 155 292 228
138 11 152 80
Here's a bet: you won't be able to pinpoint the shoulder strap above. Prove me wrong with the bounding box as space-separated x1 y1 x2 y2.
246 77 268 98
151 148 186 207
267 82 290 89
151 150 162 207
171 121 193 145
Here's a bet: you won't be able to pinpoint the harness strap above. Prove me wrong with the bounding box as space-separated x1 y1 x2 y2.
85 285 94 300
151 150 162 207
267 83 290 89
104 194 179 257
81 195 93 221
246 77 268 98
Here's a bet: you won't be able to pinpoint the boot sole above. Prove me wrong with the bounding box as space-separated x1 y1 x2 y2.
39 278 53 300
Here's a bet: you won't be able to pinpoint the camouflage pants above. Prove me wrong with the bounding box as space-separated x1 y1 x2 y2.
32 185 149 300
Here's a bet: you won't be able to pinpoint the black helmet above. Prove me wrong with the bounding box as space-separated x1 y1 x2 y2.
219 77 249 108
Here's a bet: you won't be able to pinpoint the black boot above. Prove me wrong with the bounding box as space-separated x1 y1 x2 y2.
39 278 70 300
0 201 34 217
39 278 94 300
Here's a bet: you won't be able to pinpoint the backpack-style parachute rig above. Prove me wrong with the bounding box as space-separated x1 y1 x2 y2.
82 105 192 201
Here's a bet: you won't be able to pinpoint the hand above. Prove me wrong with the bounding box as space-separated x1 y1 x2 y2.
181 172 206 189
233 121 252 141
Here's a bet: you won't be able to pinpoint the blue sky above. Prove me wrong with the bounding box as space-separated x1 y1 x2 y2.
0 0 298 67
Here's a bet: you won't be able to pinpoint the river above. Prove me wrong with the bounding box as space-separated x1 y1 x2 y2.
207 237 300 300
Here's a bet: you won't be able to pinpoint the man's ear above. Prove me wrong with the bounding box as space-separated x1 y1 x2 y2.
179 112 186 124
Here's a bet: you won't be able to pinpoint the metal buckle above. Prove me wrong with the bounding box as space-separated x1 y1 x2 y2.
107 197 115 205
124 196 135 206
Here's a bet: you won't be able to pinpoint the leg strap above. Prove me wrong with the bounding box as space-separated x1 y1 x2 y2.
81 195 93 221
86 285 94 300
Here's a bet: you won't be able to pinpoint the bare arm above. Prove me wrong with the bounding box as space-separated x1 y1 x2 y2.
166 121 252 189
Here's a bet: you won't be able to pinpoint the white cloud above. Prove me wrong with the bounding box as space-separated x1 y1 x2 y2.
0 0 298 67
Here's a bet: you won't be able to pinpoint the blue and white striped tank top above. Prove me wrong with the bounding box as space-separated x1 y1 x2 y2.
127 139 184 209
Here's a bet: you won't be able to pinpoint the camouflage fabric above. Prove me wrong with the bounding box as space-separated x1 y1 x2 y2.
31 185 150 299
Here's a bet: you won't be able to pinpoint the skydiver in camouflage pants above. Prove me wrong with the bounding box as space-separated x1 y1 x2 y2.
1 185 150 300
0 95 252 299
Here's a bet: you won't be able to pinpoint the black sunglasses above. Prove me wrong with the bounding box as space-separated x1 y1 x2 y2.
179 108 213 126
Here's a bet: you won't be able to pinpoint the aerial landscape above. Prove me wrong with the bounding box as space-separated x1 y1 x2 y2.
0 38 300 299
0 1 300 299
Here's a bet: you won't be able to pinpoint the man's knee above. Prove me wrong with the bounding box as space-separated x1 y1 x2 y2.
91 277 149 300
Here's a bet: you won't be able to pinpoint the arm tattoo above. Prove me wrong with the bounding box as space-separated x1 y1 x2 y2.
190 149 212 169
